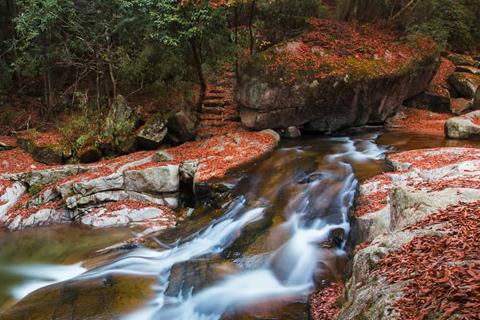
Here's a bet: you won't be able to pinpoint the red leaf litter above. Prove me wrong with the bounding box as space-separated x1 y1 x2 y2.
263 18 436 83
355 174 393 217
0 149 51 175
387 107 452 136
378 201 480 320
472 116 480 126
388 147 480 171
309 283 344 320
0 136 17 147
17 130 62 146
407 176 480 192
429 58 455 94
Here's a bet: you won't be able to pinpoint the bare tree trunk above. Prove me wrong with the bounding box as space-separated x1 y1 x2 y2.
190 38 206 112
248 0 256 56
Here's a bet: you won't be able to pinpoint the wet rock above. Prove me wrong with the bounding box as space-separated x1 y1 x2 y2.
448 72 480 99
0 274 155 320
167 108 198 144
445 110 480 139
280 126 302 139
77 145 102 163
31 145 64 165
165 258 236 298
136 114 168 150
123 164 179 194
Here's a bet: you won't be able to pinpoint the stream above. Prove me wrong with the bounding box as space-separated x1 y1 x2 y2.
0 130 478 320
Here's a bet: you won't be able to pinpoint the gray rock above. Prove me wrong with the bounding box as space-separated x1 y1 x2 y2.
136 115 168 150
448 72 480 99
80 207 175 229
280 126 301 138
5 208 69 231
123 164 179 194
167 108 198 144
1 165 91 186
445 110 480 139
72 173 124 197
0 182 27 219
67 190 178 209
179 160 198 184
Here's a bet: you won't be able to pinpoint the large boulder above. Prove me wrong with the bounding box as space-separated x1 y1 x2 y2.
167 108 198 144
445 110 480 139
102 95 139 154
17 133 67 165
123 165 179 194
236 48 438 132
136 114 168 150
448 72 480 99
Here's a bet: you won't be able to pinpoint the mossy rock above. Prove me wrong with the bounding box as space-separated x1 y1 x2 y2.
77 145 103 163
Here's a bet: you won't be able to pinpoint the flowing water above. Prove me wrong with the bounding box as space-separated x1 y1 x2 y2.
1 130 478 320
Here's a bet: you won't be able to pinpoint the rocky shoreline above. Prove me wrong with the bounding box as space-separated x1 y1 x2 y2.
314 147 480 319
0 130 279 233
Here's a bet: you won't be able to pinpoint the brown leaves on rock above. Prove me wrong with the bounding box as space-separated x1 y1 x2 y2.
263 18 436 83
387 107 452 136
309 283 343 320
378 201 480 319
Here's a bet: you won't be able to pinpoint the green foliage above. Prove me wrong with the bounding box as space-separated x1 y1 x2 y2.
338 0 480 52
57 92 100 153
28 184 44 196
256 0 328 44
405 0 476 52
5 0 235 116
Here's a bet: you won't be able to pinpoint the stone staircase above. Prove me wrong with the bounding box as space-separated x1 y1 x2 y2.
197 68 245 139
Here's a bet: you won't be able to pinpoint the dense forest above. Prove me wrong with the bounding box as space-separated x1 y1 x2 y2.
1 0 479 127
